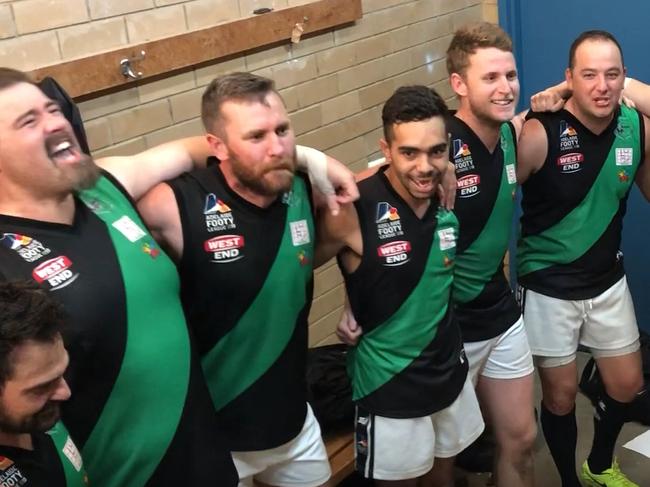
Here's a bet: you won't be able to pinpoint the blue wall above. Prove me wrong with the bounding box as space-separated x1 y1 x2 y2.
500 0 650 332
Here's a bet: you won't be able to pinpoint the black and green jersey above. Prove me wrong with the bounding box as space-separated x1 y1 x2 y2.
518 106 644 299
0 172 237 487
0 423 87 487
449 117 521 342
342 167 467 418
169 160 315 451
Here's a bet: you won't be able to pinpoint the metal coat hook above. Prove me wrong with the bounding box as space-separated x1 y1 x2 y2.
120 50 146 80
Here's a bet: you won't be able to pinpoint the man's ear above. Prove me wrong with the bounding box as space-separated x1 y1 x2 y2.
565 67 573 91
206 133 228 161
450 72 468 98
379 138 392 163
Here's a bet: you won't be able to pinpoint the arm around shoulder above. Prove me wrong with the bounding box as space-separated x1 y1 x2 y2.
516 118 548 184
314 202 361 268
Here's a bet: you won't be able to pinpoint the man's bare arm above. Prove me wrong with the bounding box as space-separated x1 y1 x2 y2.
137 183 184 261
516 119 548 184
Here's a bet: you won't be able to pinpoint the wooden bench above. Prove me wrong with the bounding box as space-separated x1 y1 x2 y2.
324 429 355 485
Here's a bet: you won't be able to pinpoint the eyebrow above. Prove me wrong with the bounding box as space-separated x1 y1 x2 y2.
13 100 60 129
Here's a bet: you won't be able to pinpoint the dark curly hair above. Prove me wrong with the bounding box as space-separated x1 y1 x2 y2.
382 85 448 143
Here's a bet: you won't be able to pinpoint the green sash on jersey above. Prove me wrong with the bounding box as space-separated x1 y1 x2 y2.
349 208 458 400
518 106 641 276
77 176 190 487
202 176 314 411
49 422 87 487
453 124 517 303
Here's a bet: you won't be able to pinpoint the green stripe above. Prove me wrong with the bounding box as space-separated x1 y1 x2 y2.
78 177 190 487
453 123 517 303
202 177 314 411
49 422 87 487
518 106 640 276
350 208 457 400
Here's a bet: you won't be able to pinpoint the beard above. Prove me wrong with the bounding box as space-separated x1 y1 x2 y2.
0 400 61 434
229 149 296 197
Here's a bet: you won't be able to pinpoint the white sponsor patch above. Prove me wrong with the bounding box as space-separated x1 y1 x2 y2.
112 216 147 242
506 164 517 184
438 227 456 250
290 220 311 246
615 147 633 166
62 435 83 472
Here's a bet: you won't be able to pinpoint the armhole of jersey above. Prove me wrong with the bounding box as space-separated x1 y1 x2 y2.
637 107 646 167
296 171 315 216
99 169 153 229
167 179 193 270
506 121 518 157
340 199 367 279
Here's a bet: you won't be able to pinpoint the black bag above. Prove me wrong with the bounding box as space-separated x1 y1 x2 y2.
579 329 650 426
306 344 354 433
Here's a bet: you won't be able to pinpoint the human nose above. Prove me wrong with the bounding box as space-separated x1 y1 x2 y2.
51 378 71 401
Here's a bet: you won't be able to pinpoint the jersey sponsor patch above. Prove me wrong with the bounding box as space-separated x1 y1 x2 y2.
204 235 244 263
375 202 404 240
141 240 160 259
615 148 633 166
112 215 147 242
506 164 517 184
62 435 83 472
32 256 79 291
0 233 51 263
0 456 27 486
79 196 114 215
452 138 475 172
556 152 584 173
377 240 411 266
457 174 480 198
204 194 236 232
438 227 456 251
289 220 311 246
559 120 580 150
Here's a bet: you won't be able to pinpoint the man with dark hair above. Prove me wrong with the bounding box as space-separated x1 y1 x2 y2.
317 85 483 486
444 21 536 487
0 281 87 486
518 30 650 487
138 72 334 486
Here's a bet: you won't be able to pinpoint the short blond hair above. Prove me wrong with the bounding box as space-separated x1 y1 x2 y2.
446 22 513 76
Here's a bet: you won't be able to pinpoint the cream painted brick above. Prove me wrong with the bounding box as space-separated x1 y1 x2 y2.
382 49 412 77
290 105 322 136
297 106 379 153
155 0 187 5
390 64 433 88
85 118 112 151
362 0 411 14
482 3 498 23
170 87 202 122
320 91 361 125
287 0 312 5
290 31 335 58
185 0 240 31
409 37 450 70
0 31 60 71
358 79 394 110
138 71 196 103
270 56 317 90
308 306 343 346
13 0 87 34
279 86 299 112
296 124 346 152
295 74 338 108
195 57 247 86
144 118 203 147
318 33 392 76
327 136 367 165
125 5 186 44
245 45 291 72
451 4 483 30
312 332 342 347
88 0 153 19
108 100 173 143
309 284 345 323
362 127 383 153
336 58 384 92
79 88 139 121
313 264 343 297
239 0 287 17
433 78 454 100
0 5 15 39
58 18 128 60
348 156 372 173
94 137 147 158
315 258 337 274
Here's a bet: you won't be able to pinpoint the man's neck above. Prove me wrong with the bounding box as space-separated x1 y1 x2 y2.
0 185 78 225
564 99 614 135
385 168 430 218
455 106 501 153
0 431 33 451
219 162 277 209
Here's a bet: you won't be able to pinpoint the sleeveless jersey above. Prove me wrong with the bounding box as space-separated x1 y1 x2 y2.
169 161 315 451
343 168 467 418
0 173 237 487
0 423 87 487
449 117 521 342
518 106 644 299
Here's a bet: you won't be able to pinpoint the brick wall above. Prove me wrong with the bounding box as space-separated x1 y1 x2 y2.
0 0 497 346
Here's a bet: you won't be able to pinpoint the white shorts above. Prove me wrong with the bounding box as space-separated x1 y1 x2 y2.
233 404 331 487
354 375 484 480
465 316 534 384
520 276 640 368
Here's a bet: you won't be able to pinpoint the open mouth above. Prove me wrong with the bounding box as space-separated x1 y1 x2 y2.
492 99 513 106
594 97 610 107
46 138 79 165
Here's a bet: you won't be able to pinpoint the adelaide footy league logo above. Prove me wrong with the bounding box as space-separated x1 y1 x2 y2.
0 233 51 262
204 194 236 232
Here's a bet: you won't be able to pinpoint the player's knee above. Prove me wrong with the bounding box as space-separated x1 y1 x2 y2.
500 417 537 457
604 372 644 402
542 381 577 414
